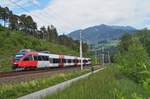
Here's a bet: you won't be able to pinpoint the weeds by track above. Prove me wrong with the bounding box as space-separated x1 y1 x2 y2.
0 66 79 78
0 65 100 84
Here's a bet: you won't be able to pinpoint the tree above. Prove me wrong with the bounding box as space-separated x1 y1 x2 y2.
40 26 47 40
45 25 58 42
47 26 52 42
18 14 27 31
9 14 19 30
136 29 150 56
18 14 37 36
118 33 132 52
50 25 58 42
0 7 10 27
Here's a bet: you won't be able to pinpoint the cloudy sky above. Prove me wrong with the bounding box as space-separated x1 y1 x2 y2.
0 0 150 34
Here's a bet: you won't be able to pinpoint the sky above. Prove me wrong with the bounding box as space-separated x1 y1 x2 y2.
0 0 150 34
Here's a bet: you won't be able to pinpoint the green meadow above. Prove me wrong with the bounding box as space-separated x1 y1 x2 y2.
45 65 149 99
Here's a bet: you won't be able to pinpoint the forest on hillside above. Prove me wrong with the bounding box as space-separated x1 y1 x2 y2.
0 6 88 53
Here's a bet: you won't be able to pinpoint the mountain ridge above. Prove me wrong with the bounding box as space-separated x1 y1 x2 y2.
68 24 136 44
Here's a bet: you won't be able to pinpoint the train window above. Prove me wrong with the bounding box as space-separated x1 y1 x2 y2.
68 59 72 63
63 59 67 63
83 60 88 63
41 56 45 61
42 56 49 61
73 59 76 63
33 56 38 61
37 56 42 61
15 56 22 61
23 55 33 61
73 59 78 63
53 58 60 63
45 56 49 61
65 59 67 63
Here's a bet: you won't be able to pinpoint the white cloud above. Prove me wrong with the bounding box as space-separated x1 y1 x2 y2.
2 0 150 34
32 0 39 5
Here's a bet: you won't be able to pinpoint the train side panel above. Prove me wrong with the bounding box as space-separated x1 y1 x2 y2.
18 52 38 69
12 51 91 70
63 56 75 67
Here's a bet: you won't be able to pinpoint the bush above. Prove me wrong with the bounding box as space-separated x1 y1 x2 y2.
115 36 150 82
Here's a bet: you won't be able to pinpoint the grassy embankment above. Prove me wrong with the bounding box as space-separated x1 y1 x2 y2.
0 27 79 72
0 69 90 99
45 65 149 99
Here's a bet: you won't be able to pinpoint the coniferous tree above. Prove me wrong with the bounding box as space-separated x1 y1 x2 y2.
9 14 19 30
0 7 10 27
40 26 47 40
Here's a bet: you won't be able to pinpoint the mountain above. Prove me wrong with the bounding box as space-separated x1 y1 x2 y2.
68 24 136 44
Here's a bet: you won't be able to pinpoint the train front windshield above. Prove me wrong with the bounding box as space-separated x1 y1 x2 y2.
15 56 23 61
14 52 25 62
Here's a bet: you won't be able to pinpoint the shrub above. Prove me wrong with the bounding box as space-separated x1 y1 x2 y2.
115 36 150 82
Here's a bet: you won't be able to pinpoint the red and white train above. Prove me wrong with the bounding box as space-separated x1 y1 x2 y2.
12 49 91 70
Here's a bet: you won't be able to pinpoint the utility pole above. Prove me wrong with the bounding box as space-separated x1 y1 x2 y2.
108 51 111 64
102 46 105 65
98 50 101 64
102 54 104 65
80 30 83 70
95 49 97 64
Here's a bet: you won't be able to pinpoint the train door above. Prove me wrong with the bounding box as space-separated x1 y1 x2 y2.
59 55 64 68
74 58 78 66
37 56 49 68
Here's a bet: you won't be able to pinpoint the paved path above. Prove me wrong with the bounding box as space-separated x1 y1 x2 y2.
18 67 105 99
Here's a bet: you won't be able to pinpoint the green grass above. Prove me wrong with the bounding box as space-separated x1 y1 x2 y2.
0 69 89 99
45 65 149 99
0 28 79 72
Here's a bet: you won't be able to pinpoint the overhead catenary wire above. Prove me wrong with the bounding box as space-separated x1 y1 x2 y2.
8 0 63 40
8 0 55 27
28 0 73 32
9 0 75 34
11 0 73 31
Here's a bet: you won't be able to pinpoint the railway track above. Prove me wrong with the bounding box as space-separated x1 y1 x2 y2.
0 65 101 84
0 69 48 78
0 66 81 78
